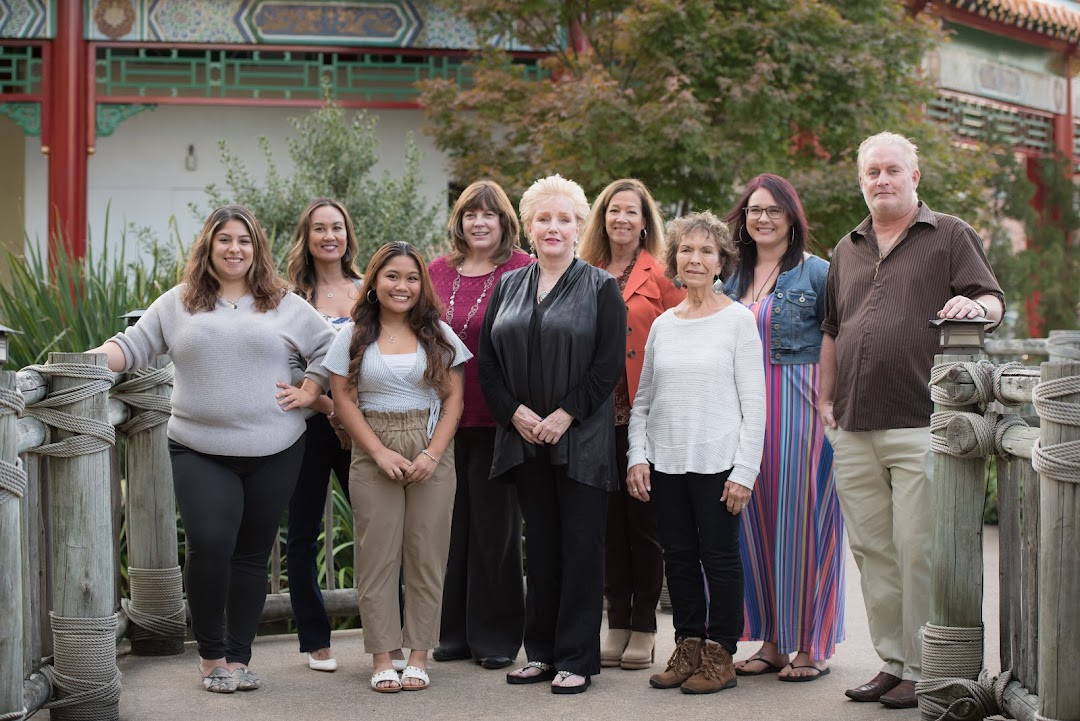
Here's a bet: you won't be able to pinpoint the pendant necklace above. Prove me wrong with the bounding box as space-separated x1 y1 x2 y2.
220 295 243 310
752 262 782 304
447 266 497 340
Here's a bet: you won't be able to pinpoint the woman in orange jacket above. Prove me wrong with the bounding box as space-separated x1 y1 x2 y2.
579 179 685 670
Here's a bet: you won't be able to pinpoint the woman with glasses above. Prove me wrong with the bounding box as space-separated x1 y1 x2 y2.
718 174 845 682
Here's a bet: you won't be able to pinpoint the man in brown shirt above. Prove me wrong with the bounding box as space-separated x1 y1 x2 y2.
819 132 1004 709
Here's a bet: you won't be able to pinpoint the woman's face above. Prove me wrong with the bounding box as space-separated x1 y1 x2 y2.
374 254 422 315
675 229 723 288
605 189 644 256
210 219 254 284
306 205 347 265
744 187 792 250
461 205 504 259
528 194 579 264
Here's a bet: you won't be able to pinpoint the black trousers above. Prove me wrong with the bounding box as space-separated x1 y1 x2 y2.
439 427 525 659
514 449 607 677
170 436 305 664
604 425 663 632
286 414 352 653
651 468 742 654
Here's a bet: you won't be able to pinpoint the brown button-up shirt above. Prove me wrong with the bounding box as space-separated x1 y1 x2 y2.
821 202 1004 431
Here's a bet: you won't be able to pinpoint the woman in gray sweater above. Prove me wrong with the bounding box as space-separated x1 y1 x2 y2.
90 205 335 694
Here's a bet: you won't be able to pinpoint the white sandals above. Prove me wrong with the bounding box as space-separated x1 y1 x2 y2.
400 665 430 690
370 668 402 693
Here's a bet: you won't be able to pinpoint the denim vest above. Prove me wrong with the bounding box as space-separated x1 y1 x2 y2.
718 254 829 365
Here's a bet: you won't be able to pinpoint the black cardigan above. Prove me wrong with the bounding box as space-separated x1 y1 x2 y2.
478 259 626 491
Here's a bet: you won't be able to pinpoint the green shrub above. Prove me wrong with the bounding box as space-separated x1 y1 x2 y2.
199 90 442 269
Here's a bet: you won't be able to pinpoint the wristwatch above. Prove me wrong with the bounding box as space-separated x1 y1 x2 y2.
973 299 989 317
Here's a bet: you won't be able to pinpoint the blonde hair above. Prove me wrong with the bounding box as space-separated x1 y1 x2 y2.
518 175 590 239
579 178 665 267
857 132 919 176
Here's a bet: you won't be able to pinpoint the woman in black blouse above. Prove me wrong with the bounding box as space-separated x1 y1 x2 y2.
478 174 626 694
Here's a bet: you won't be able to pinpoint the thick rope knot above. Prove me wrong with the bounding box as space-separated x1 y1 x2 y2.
1030 373 1080 485
929 360 995 409
121 566 186 640
0 386 28 504
1046 332 1080 362
112 363 173 437
916 669 1012 721
991 412 1029 460
931 411 994 458
21 363 115 458
45 613 122 721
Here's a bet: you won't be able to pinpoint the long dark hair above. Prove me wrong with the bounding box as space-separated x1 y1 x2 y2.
346 242 456 398
285 198 362 303
723 174 812 300
181 205 286 313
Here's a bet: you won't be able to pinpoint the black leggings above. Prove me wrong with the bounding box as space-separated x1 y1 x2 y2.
170 437 305 664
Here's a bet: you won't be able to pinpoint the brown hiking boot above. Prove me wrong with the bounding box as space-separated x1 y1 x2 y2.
680 640 736 694
649 637 702 689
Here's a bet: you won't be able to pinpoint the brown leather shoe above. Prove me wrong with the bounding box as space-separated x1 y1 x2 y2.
649 637 702 689
845 672 902 702
680 640 736 694
879 679 918 709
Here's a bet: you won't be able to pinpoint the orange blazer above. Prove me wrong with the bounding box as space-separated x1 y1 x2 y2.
622 250 685 403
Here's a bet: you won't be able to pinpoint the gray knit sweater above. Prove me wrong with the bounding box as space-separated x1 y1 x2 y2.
110 285 336 457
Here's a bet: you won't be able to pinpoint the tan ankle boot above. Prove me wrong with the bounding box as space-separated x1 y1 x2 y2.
648 637 702 688
680 640 736 694
621 631 656 670
600 628 632 667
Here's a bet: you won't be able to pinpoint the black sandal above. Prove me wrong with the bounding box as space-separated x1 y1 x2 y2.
506 661 557 685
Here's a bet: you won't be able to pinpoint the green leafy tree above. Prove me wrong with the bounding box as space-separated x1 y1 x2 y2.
420 0 1002 247
202 93 442 268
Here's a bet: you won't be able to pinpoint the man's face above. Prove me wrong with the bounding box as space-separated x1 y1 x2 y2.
859 144 920 220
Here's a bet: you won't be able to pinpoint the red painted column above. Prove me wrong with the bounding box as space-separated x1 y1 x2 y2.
46 0 89 260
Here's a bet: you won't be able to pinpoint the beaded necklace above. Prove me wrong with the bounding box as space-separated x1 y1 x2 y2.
446 266 497 340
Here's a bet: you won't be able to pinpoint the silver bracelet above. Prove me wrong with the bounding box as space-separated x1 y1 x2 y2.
973 299 989 316
421 449 439 463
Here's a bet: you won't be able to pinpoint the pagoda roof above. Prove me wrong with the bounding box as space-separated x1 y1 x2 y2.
942 0 1080 43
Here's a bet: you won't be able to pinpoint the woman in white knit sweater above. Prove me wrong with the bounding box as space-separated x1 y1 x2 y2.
626 211 765 695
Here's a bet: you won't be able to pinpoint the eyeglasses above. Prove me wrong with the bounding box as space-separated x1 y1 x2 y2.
744 206 785 220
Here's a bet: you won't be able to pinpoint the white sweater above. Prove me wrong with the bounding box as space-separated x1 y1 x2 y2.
627 303 766 489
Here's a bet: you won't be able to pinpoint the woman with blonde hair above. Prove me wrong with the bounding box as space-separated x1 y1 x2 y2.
90 205 336 694
480 175 626 694
429 180 532 669
317 241 471 693
579 179 683 671
283 198 367 673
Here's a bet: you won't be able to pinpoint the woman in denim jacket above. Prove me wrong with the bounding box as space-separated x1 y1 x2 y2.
718 174 845 682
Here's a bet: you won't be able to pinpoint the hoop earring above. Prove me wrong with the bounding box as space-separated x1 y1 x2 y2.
640 227 648 241
789 228 795 246
740 227 753 245
366 289 378 304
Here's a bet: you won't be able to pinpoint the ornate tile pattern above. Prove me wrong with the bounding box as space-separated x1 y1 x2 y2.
0 0 51 39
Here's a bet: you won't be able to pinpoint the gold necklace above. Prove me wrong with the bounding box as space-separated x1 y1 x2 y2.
752 262 782 304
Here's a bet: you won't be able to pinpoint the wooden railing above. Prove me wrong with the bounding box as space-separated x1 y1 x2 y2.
923 327 1079 721
0 351 361 720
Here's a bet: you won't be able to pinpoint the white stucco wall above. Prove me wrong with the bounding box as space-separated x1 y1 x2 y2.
23 105 448 264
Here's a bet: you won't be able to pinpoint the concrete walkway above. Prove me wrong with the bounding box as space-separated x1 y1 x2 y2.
41 528 1002 721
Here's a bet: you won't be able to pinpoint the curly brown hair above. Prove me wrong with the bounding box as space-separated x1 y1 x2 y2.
285 198 362 303
181 205 287 313
346 242 457 398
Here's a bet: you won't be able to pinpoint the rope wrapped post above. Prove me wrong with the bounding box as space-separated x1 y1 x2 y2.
30 353 120 721
1034 331 1080 721
922 319 992 720
1 371 27 721
114 358 184 656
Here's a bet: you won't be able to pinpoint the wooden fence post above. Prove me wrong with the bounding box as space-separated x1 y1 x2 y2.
1035 330 1080 721
0 371 26 720
119 356 184 655
44 353 120 721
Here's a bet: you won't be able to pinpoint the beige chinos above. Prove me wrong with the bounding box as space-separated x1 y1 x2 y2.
350 409 456 654
826 426 933 681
